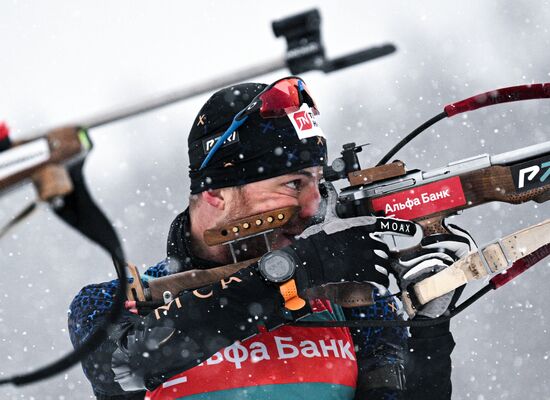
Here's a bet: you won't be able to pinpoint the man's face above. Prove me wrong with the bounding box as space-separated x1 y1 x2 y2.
223 166 323 258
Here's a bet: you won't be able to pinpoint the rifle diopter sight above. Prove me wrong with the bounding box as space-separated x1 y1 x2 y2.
323 142 365 182
323 142 409 218
324 142 408 186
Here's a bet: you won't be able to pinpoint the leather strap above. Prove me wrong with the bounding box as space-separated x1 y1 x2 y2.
403 219 550 316
305 282 375 308
142 261 375 308
148 258 259 301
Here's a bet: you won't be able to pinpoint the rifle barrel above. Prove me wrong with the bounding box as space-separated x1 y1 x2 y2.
490 141 550 165
83 57 286 129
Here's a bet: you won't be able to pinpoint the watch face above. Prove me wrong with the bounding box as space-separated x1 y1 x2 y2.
260 251 296 283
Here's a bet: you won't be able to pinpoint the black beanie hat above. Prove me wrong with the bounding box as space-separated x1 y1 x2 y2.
188 81 327 193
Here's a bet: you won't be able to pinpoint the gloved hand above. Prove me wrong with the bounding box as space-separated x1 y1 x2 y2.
277 213 417 293
392 221 477 318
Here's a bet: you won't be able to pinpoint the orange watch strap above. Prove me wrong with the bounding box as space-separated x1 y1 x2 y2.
279 279 306 310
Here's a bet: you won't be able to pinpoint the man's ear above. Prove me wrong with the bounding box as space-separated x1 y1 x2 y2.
201 189 226 210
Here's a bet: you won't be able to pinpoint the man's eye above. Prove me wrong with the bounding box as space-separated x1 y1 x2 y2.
285 180 301 191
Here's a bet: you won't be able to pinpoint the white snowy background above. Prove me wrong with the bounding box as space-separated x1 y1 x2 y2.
1 1 549 398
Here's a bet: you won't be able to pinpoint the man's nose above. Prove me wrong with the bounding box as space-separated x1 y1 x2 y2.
298 182 321 219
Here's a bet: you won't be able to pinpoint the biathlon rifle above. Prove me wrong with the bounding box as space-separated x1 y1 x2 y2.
0 8 397 387
125 83 550 328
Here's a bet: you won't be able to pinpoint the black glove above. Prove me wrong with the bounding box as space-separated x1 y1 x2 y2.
278 215 416 292
393 221 477 319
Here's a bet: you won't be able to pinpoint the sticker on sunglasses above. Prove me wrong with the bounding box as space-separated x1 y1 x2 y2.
288 104 325 140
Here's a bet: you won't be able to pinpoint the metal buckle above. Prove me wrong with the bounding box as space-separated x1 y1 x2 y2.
478 239 513 274
477 247 492 275
496 239 513 266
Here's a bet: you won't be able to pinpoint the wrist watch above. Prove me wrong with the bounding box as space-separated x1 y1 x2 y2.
258 250 306 311
258 250 296 283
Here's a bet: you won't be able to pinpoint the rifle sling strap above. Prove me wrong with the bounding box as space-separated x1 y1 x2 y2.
404 219 550 316
137 260 376 308
148 258 259 301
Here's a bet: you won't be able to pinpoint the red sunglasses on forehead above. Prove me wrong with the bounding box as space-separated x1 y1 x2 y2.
199 76 319 170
